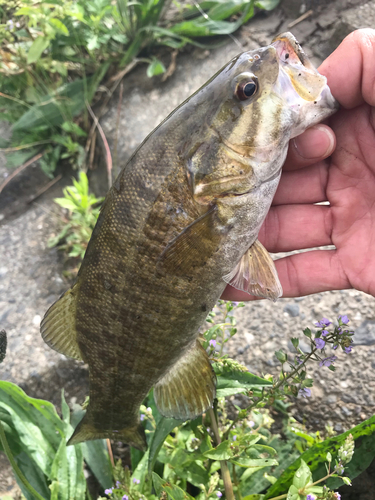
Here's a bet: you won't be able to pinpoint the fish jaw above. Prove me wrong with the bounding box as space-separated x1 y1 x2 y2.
272 32 339 138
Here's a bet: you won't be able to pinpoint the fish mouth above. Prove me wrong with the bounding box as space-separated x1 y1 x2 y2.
271 32 315 70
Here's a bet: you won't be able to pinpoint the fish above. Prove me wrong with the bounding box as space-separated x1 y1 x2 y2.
41 32 338 450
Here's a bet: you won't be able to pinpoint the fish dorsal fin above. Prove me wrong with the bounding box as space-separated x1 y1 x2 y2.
40 286 83 360
154 340 216 420
223 239 282 301
158 206 223 275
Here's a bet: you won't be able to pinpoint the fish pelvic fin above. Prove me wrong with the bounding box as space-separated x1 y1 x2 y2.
67 413 147 451
223 239 283 301
154 340 216 420
40 285 83 360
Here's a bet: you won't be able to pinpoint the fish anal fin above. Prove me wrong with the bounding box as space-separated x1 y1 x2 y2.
40 286 82 360
154 340 216 420
67 413 147 451
223 239 282 301
158 206 223 275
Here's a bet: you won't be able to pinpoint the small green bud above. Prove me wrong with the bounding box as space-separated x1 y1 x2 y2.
291 337 299 349
303 328 312 338
326 452 332 463
342 477 352 486
275 350 287 363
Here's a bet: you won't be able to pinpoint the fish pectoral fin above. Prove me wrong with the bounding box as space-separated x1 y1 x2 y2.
40 285 83 360
154 340 216 420
223 239 283 301
67 413 147 451
157 205 223 275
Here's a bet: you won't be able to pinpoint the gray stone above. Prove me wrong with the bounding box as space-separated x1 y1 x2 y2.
341 406 352 416
334 423 343 433
327 395 337 404
353 320 375 346
284 303 300 317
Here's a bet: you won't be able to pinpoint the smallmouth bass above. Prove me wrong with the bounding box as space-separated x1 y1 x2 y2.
41 33 338 449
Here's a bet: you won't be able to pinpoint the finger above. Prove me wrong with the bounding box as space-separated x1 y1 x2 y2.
319 29 375 108
221 249 351 301
272 161 328 206
258 204 332 253
283 124 336 171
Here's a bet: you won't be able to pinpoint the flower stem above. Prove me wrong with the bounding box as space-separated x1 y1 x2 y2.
208 407 235 500
0 420 46 500
224 348 317 439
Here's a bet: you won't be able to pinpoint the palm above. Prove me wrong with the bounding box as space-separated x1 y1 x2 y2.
327 104 375 295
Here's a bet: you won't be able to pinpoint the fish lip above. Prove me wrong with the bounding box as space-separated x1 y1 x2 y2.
271 32 315 70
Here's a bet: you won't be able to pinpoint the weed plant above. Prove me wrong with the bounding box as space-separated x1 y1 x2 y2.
1 306 374 500
0 0 279 177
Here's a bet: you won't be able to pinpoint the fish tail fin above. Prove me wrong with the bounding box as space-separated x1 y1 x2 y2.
67 413 147 450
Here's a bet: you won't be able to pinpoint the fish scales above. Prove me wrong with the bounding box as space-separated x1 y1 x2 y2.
41 33 338 449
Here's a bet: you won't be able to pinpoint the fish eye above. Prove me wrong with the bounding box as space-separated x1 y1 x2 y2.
235 79 258 101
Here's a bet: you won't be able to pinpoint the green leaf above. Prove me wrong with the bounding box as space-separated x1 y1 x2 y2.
255 0 280 9
203 440 232 460
152 472 194 500
286 484 300 500
291 338 299 349
213 362 272 397
27 36 50 64
49 18 69 35
0 382 65 499
264 414 375 499
147 58 166 77
61 122 87 137
148 417 184 473
292 459 312 490
231 457 278 468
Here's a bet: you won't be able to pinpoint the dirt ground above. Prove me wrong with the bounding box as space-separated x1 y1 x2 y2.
1 0 375 497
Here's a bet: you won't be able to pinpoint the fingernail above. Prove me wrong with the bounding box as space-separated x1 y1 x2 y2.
293 124 335 159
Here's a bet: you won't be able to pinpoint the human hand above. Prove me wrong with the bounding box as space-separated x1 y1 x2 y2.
222 29 375 301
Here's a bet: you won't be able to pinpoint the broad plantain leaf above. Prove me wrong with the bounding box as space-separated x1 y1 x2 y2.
149 416 184 473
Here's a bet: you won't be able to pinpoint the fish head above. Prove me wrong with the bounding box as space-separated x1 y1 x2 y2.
186 32 338 198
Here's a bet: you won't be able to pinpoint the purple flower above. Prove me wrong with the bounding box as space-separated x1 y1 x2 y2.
337 327 342 334
315 318 331 328
232 435 237 441
217 493 223 498
116 481 121 488
133 478 140 484
339 315 349 324
306 495 315 500
315 338 326 350
233 301 239 306
296 355 303 365
209 339 216 348
122 496 129 500
321 329 329 336
140 414 145 421
104 488 113 495
299 387 311 398
319 355 337 367
335 494 341 500
344 346 353 353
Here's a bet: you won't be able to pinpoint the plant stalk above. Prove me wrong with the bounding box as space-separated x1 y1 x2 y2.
208 407 235 500
0 420 46 500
